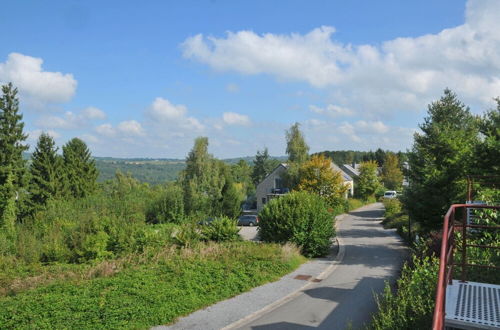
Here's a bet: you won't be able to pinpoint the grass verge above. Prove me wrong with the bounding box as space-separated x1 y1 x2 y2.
0 242 305 329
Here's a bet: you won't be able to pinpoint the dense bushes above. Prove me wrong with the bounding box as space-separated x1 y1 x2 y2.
259 191 335 257
201 217 241 242
371 254 439 329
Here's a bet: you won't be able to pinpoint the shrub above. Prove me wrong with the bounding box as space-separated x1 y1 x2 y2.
146 184 185 224
370 254 438 330
259 191 335 257
172 224 202 247
201 216 241 242
383 199 402 218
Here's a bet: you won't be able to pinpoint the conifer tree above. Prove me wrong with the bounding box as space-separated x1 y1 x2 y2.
404 89 479 230
0 83 28 216
1 172 17 238
29 133 66 208
251 148 274 185
62 138 98 198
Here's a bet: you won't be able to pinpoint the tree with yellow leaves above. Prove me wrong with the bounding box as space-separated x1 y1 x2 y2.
297 154 348 211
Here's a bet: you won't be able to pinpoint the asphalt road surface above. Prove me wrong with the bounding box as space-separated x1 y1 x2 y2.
236 203 407 330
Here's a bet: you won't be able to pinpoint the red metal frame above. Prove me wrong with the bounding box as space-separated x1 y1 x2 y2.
432 204 500 330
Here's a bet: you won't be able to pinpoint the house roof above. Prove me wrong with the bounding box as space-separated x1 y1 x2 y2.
342 164 360 177
331 163 353 182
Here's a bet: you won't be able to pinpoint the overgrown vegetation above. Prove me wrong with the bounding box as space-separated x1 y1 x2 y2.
259 191 335 257
0 242 305 329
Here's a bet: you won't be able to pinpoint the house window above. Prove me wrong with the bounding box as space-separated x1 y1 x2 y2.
275 177 282 189
262 197 266 205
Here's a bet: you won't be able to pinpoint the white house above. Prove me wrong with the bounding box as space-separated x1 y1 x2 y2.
256 162 354 212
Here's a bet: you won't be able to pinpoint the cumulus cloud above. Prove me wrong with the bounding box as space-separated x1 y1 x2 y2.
149 97 187 120
36 107 106 129
309 104 354 117
117 120 144 136
182 0 500 115
222 112 251 126
0 53 77 105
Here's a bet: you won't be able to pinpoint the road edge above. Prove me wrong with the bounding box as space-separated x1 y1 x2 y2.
221 213 348 330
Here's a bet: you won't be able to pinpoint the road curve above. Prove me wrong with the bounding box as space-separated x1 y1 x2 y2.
235 202 407 330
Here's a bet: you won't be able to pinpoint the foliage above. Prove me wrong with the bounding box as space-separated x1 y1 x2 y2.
370 254 439 330
29 133 66 210
472 98 500 175
356 161 382 200
201 216 241 242
0 242 305 329
146 182 185 224
0 83 28 217
296 154 348 211
259 191 335 257
380 152 403 190
63 138 98 198
96 159 185 184
285 122 309 165
404 89 480 231
251 148 279 186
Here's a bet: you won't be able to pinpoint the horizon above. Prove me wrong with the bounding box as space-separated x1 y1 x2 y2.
1 0 498 158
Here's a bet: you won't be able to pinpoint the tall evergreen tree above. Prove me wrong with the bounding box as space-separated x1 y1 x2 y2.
285 122 309 164
251 148 273 185
472 98 500 175
0 83 28 216
404 89 479 230
62 138 98 198
29 133 66 208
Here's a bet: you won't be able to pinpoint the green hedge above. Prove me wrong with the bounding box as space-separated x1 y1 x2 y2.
258 191 335 257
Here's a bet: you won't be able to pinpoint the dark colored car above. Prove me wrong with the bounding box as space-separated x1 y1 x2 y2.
237 215 259 226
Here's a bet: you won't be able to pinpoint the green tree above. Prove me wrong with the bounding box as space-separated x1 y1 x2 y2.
381 152 404 190
1 172 17 238
251 148 278 185
0 83 28 216
285 122 309 164
356 160 381 200
62 138 98 198
374 148 386 167
220 164 244 218
472 98 499 175
181 137 224 217
29 133 66 209
404 89 479 230
296 154 348 211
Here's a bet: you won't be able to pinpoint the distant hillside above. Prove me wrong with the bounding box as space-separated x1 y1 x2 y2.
23 153 287 185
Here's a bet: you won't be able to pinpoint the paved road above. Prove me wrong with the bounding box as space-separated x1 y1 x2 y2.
235 203 407 330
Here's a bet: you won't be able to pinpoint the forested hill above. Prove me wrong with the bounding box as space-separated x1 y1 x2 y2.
95 156 287 184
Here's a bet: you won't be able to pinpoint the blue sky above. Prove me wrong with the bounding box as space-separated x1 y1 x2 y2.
1 0 498 158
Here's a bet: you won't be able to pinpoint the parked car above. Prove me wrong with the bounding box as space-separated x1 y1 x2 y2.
237 215 259 226
383 191 398 199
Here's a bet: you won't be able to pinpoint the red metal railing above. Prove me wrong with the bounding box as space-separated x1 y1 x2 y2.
432 204 500 330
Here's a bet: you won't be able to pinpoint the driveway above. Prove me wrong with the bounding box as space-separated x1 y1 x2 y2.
238 226 260 241
235 202 407 330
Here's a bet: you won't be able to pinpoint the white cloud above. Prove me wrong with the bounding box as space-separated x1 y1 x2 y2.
182 0 500 115
309 104 354 117
0 53 77 105
354 120 389 134
82 106 106 120
95 123 115 137
118 120 144 136
27 129 61 144
149 97 187 120
222 112 251 126
36 107 106 129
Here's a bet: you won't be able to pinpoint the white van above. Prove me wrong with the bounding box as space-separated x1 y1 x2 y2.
383 191 397 199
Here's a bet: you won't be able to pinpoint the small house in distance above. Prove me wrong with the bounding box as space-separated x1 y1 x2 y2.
256 163 289 212
256 162 353 212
